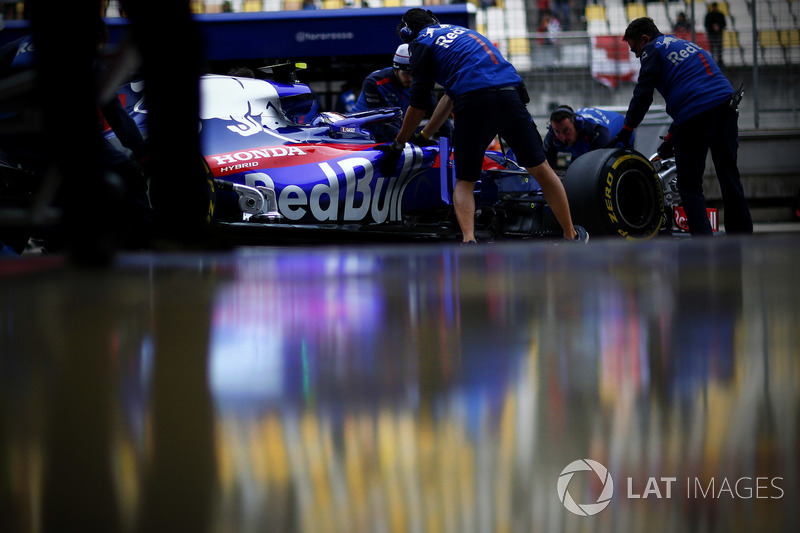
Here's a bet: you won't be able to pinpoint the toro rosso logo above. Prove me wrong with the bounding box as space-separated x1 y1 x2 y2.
660 36 680 49
200 76 290 136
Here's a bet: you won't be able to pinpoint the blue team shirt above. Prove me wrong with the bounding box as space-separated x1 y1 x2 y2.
576 107 626 137
352 66 411 113
625 34 733 127
10 35 35 69
408 24 521 107
543 107 628 166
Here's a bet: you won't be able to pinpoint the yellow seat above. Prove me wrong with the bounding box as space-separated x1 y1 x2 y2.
508 37 530 56
243 0 262 11
626 3 647 21
585 5 606 22
383 0 404 7
781 29 800 47
190 0 206 14
759 30 782 48
322 0 344 8
722 30 739 49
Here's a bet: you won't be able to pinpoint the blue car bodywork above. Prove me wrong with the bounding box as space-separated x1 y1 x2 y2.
111 66 670 242
112 69 552 242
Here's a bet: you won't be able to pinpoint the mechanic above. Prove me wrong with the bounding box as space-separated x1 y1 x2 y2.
0 21 153 253
543 105 631 169
353 43 447 142
30 0 212 261
612 17 751 236
379 8 587 244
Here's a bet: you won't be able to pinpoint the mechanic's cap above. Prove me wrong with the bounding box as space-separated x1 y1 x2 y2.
393 44 411 71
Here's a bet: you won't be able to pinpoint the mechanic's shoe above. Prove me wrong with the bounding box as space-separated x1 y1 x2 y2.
567 225 589 244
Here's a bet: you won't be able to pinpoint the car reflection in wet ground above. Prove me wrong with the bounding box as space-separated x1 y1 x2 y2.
1 234 798 532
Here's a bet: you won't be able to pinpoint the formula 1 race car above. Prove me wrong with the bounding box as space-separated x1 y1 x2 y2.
100 61 678 244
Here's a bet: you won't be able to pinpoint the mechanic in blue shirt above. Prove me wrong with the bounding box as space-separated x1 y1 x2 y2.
378 8 586 244
353 44 444 142
612 17 751 236
543 105 631 169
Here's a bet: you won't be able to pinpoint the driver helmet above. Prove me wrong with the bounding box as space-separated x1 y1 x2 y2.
393 44 411 71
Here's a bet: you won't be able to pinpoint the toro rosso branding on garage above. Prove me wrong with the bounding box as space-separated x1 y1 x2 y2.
208 144 430 224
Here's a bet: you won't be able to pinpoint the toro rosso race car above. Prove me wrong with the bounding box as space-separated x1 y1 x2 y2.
111 64 680 243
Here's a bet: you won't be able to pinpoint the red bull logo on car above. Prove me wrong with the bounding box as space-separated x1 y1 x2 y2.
237 153 419 224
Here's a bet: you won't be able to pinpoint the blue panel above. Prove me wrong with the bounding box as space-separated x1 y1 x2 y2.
194 6 476 61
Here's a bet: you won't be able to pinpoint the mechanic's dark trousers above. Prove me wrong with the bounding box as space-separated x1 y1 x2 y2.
673 101 753 236
122 0 211 241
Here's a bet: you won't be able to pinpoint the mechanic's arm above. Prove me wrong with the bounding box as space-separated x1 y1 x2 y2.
101 96 147 158
395 106 427 144
418 94 453 140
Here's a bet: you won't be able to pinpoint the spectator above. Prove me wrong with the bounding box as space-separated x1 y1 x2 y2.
672 12 692 37
536 0 549 26
553 0 571 31
704 2 726 66
537 10 561 45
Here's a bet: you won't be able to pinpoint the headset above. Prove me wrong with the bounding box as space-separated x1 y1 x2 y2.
399 10 440 43
551 106 575 119
547 106 578 135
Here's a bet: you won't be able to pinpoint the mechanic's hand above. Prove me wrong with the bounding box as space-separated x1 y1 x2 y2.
606 127 633 148
375 140 404 176
409 132 437 147
657 135 675 159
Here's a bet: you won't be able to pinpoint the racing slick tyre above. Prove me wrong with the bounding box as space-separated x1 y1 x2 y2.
562 148 664 239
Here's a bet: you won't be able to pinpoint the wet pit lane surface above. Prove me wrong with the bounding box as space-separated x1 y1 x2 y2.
1 233 798 532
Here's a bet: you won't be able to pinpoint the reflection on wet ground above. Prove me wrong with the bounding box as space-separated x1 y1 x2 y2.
1 235 798 532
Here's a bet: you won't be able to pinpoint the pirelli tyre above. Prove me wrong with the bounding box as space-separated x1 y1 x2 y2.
562 148 664 240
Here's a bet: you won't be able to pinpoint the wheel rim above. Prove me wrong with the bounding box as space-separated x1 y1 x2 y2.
615 169 657 230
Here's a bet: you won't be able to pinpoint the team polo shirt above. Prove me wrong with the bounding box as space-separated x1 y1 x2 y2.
625 33 733 128
576 107 626 137
352 67 411 113
543 108 627 166
408 24 521 108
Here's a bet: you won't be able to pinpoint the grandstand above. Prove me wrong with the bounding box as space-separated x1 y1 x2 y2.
96 0 800 128
112 0 798 70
